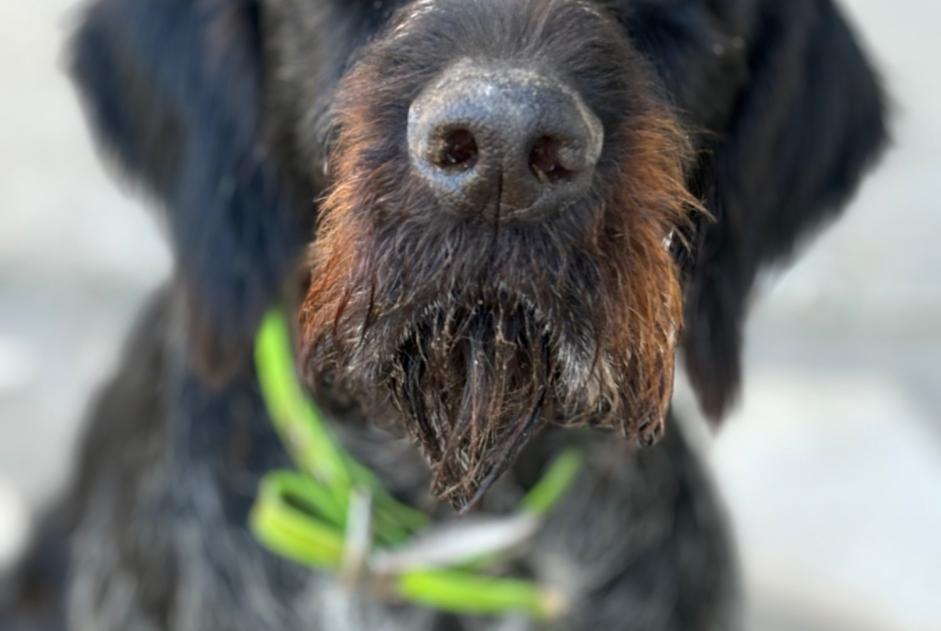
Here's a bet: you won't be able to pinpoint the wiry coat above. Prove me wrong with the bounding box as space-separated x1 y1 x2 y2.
1 0 886 630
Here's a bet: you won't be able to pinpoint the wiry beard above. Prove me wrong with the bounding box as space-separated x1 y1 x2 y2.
389 295 554 508
300 227 618 509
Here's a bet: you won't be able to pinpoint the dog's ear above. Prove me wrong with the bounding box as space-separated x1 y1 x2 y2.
682 0 888 419
70 0 312 378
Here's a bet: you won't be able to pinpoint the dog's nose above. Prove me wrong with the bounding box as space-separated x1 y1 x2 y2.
408 62 604 220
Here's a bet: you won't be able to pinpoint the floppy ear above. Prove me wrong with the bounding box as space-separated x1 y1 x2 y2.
682 0 888 419
70 0 313 377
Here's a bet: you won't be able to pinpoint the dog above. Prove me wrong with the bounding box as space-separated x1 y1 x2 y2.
1 0 887 629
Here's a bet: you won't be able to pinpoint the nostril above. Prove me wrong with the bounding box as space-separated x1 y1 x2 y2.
431 128 478 171
529 136 576 184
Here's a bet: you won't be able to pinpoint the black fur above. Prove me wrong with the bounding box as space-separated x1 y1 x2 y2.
71 0 312 375
1 0 886 629
680 0 887 418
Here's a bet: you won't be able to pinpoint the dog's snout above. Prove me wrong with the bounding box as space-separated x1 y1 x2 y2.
408 62 603 220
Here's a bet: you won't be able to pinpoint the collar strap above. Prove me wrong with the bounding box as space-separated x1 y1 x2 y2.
250 309 581 620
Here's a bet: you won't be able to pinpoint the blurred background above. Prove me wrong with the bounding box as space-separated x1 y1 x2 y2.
0 1 938 629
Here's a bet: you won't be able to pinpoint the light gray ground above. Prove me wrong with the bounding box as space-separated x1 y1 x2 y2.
0 2 938 629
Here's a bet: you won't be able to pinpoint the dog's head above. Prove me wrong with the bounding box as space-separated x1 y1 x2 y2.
71 0 886 508
298 0 696 506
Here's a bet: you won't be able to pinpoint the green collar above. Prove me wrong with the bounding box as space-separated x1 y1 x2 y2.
250 309 581 620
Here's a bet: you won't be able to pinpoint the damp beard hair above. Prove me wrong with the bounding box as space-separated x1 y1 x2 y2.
307 286 606 511
387 298 557 510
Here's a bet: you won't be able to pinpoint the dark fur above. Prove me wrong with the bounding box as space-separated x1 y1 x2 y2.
1 0 886 629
